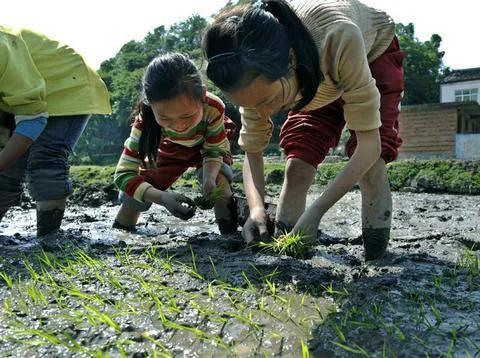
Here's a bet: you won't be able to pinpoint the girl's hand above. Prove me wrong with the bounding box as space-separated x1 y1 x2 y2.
161 192 196 220
145 188 196 220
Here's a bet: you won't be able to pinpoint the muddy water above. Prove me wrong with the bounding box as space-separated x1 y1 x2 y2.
0 187 479 356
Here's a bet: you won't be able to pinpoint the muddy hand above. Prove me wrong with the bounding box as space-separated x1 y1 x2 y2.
162 192 196 220
242 208 269 244
292 208 321 245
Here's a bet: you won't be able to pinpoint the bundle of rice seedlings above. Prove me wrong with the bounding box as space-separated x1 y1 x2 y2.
194 183 224 209
257 231 313 258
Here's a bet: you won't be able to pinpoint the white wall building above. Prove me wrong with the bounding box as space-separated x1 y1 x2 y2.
438 68 480 159
441 67 480 104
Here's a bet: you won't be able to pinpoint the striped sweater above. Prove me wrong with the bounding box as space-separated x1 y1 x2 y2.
114 91 230 202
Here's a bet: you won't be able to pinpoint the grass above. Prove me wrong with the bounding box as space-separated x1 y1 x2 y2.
70 165 115 187
70 159 480 197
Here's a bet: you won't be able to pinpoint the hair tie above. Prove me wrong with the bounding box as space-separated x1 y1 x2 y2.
251 0 267 10
207 52 237 63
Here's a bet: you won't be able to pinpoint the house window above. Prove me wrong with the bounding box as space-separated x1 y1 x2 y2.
455 88 478 102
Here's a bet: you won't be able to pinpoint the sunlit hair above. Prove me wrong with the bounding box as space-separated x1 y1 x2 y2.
130 53 203 166
202 0 322 111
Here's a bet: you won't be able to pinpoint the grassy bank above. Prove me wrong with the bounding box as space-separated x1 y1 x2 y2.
70 160 480 195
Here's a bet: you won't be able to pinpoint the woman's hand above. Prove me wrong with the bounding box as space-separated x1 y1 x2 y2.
292 205 323 244
242 207 269 244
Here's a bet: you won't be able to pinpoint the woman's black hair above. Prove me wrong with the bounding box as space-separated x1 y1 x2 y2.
202 0 322 111
132 53 203 166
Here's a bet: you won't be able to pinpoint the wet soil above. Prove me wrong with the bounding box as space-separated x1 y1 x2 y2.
0 184 479 356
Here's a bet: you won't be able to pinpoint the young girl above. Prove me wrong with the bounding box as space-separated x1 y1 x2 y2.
202 0 404 259
0 25 111 237
113 53 238 234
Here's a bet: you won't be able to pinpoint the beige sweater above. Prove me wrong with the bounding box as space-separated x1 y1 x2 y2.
239 0 396 152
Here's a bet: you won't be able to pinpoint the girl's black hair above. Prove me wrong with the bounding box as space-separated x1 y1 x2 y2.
202 0 322 111
132 53 203 166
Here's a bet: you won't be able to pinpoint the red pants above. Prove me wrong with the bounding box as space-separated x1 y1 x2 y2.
140 117 236 191
280 37 404 166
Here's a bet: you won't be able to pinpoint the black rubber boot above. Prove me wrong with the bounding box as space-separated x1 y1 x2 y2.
362 227 390 261
37 207 64 237
217 196 238 234
0 208 8 223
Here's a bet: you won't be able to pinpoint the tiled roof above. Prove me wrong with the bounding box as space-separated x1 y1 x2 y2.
442 67 480 84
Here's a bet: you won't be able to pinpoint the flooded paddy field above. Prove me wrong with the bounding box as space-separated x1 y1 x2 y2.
0 184 479 357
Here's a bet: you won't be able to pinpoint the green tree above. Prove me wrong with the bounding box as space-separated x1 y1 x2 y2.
74 15 212 164
396 23 448 105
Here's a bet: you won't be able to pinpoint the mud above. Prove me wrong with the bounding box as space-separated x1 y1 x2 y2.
0 184 479 356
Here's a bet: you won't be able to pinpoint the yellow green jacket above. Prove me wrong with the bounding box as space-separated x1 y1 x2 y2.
0 25 111 123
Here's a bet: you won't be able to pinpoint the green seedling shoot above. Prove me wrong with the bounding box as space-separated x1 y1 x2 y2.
194 182 225 209
258 230 313 258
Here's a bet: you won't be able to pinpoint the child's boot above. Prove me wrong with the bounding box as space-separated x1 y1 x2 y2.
36 199 66 237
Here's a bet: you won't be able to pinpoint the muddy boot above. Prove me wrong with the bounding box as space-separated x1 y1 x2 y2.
0 208 8 223
362 227 390 261
36 199 66 237
216 196 238 234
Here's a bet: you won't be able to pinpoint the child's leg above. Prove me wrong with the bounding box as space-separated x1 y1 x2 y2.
114 204 141 230
113 191 151 231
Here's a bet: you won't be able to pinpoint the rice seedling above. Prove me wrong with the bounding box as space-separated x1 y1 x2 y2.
207 281 215 299
208 256 218 277
332 341 370 356
194 182 225 209
300 339 310 358
142 334 172 357
241 271 256 292
257 230 312 258
0 271 13 289
174 259 204 280
22 260 41 281
82 303 121 332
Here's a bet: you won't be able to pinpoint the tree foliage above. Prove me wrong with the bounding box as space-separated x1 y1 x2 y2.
74 14 448 163
396 23 448 105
